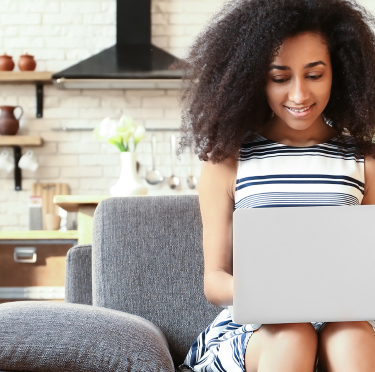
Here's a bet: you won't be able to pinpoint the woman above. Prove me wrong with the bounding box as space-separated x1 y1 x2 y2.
172 0 375 371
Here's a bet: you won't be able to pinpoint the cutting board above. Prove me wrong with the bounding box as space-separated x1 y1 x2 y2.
32 183 70 230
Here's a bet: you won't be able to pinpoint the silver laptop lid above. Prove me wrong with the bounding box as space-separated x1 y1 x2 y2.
232 205 375 324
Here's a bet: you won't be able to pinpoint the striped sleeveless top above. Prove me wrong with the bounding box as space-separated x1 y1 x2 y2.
234 133 365 210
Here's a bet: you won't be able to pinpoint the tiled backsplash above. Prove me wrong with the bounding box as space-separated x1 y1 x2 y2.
0 0 373 230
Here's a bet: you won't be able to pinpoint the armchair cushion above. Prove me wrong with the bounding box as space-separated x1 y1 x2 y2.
92 196 221 365
0 301 174 372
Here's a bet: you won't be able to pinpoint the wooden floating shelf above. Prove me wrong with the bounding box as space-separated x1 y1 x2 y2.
0 136 43 146
0 72 54 119
0 71 53 83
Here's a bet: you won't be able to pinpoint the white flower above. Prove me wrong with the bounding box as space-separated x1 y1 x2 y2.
118 115 137 130
93 115 145 152
133 124 146 146
96 117 118 140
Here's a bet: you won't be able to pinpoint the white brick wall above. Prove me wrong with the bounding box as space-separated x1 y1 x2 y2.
0 0 221 230
0 0 373 230
1 0 222 72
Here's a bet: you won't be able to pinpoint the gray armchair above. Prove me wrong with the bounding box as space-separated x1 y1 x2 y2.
0 195 221 372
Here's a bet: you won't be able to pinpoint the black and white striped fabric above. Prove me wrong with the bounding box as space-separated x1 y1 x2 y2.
181 132 372 372
235 133 365 210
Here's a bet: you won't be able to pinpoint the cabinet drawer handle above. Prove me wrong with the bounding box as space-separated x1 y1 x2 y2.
14 247 37 263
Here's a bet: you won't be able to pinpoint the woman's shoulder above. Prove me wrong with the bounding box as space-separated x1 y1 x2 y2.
200 156 238 201
201 156 238 182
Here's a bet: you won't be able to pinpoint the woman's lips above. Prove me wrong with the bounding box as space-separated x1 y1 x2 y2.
284 104 315 118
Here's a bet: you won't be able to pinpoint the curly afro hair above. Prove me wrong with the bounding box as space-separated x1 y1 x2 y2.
170 0 375 163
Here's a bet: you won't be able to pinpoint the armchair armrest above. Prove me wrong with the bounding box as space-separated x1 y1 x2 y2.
65 244 92 305
0 301 174 372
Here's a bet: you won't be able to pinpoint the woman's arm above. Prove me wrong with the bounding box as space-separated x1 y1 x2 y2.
362 154 375 205
199 157 238 307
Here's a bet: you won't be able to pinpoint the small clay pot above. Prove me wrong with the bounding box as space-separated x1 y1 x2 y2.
18 53 36 71
0 106 23 135
0 54 15 71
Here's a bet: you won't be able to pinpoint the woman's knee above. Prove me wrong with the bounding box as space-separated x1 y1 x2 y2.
318 321 375 371
319 321 375 350
320 321 372 336
264 322 318 347
245 323 318 372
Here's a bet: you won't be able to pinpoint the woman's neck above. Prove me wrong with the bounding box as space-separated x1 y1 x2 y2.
257 116 339 147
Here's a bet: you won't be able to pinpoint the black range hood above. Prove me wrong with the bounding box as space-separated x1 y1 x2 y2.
52 0 183 89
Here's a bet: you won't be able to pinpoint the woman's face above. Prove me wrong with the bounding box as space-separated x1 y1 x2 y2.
265 31 332 133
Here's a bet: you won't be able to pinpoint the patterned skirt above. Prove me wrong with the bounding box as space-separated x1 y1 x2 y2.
178 308 375 372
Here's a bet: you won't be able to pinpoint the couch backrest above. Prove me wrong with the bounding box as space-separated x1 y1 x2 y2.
92 195 221 366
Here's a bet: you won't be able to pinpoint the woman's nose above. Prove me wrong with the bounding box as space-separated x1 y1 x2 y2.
288 77 309 104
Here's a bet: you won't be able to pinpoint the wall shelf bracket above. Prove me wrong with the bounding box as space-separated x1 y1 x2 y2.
13 145 22 191
36 82 43 118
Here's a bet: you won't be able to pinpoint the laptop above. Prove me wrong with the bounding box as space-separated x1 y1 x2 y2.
230 204 375 325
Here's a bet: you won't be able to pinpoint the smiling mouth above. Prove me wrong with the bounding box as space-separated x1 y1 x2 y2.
284 104 315 113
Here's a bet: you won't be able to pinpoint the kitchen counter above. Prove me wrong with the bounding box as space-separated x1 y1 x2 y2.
54 195 110 244
53 190 198 212
54 191 198 244
53 195 110 213
0 231 78 241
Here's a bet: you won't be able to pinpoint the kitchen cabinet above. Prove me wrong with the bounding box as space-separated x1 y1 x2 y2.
0 231 78 303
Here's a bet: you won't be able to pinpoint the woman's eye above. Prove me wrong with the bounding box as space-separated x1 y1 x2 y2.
272 75 323 83
308 75 323 80
272 78 288 83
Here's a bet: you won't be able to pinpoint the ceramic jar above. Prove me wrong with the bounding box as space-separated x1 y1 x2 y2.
0 54 15 71
18 53 36 71
0 106 24 135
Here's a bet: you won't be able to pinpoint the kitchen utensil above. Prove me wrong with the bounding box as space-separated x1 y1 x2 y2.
145 134 163 185
187 145 198 189
45 214 62 231
0 105 23 135
32 183 70 230
0 53 15 71
168 134 180 189
18 53 36 71
28 196 43 230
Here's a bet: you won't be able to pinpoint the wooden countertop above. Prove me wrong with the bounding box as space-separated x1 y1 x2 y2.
0 230 79 240
53 195 111 212
54 192 199 212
